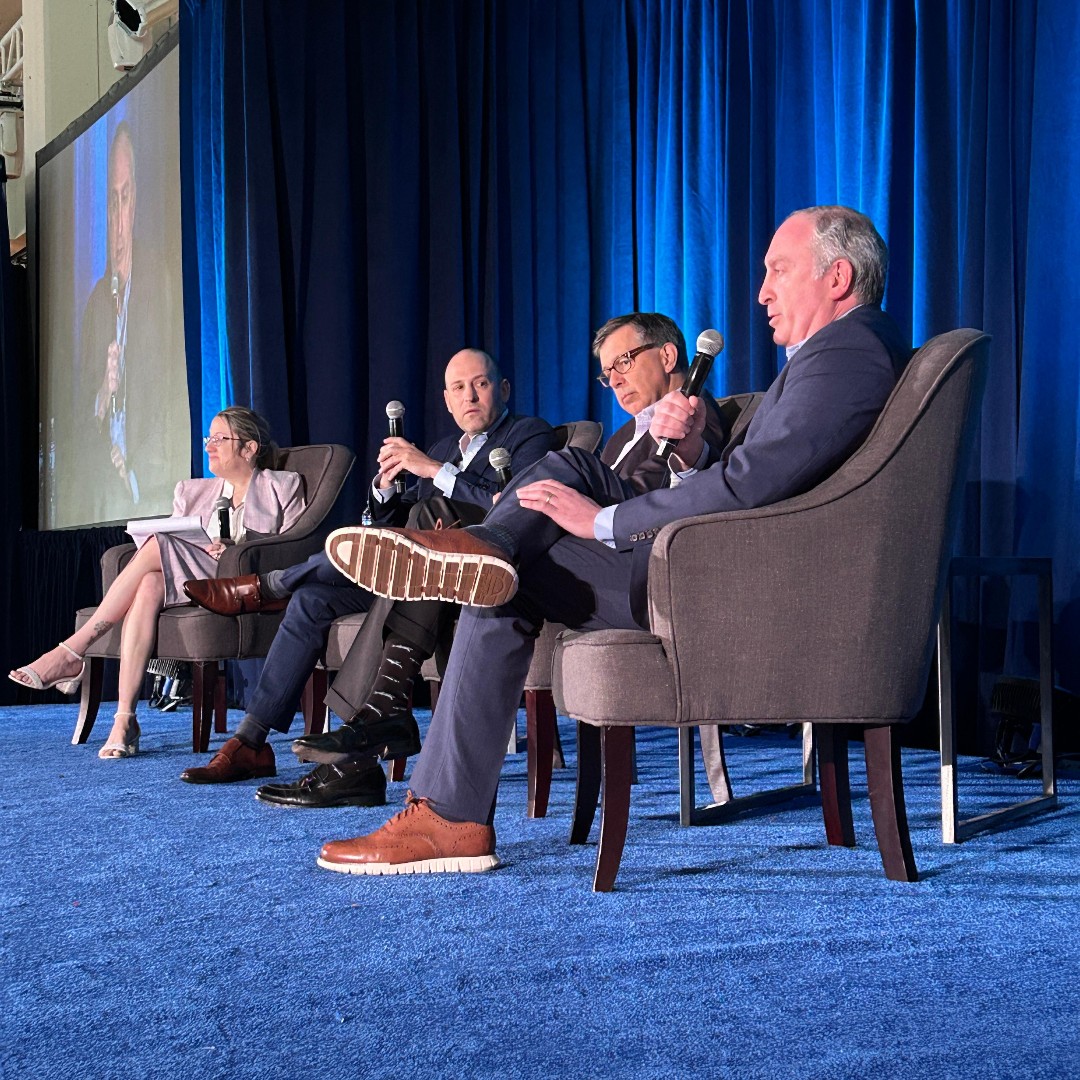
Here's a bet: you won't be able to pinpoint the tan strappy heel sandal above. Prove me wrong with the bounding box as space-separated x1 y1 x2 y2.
8 641 85 695
99 712 140 759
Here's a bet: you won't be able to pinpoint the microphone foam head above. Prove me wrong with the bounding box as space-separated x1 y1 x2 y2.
696 330 725 356
488 447 511 471
385 400 405 419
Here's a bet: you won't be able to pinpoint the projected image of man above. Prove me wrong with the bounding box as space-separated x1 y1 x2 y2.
80 121 184 511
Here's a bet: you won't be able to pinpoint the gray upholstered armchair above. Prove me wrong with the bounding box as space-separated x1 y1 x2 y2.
552 328 991 890
72 443 355 752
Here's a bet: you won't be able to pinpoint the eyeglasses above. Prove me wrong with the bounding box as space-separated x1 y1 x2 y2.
596 343 660 387
203 434 242 448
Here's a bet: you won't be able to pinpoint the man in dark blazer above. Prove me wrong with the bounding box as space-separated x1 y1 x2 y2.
180 348 553 788
77 122 187 523
285 312 740 785
314 205 914 876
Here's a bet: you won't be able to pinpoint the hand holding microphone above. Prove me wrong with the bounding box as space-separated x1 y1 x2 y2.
385 400 407 494
654 329 725 461
109 273 121 416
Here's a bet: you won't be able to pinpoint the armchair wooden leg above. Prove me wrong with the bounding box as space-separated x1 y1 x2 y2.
71 658 106 745
192 661 218 753
816 724 856 847
386 756 407 781
570 721 601 844
864 725 918 882
593 725 634 892
526 688 556 818
302 669 329 736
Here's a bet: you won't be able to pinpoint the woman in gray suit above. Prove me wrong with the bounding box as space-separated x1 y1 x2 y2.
9 406 305 758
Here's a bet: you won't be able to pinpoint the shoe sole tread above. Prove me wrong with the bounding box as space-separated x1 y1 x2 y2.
326 529 516 607
316 854 500 875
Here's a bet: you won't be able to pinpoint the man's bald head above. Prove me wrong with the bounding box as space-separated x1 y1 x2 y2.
443 349 510 434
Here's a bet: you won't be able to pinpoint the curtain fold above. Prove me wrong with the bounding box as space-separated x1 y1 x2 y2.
177 0 1080 691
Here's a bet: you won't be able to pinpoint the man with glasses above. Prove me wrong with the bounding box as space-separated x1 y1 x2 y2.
314 205 913 876
589 313 742 496
287 313 737 778
178 349 553 793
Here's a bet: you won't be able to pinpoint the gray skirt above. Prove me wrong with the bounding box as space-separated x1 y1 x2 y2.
157 533 222 608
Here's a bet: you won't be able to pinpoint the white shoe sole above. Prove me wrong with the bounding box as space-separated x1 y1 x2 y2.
316 853 501 875
325 528 517 607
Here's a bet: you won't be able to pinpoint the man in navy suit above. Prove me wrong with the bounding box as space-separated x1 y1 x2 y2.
283 313 746 796
314 205 913 876
180 348 553 789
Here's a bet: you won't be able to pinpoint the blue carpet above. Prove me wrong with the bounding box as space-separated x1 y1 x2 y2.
1 705 1077 1079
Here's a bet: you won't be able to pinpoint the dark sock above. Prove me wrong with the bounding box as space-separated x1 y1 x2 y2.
259 570 290 600
234 717 269 748
353 633 427 724
466 523 518 561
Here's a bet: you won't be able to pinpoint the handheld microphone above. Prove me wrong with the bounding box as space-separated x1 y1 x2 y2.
655 329 725 461
213 495 231 542
110 273 121 416
489 447 512 491
385 400 407 495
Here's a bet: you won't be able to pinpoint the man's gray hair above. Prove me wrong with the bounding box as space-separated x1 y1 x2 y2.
792 205 888 306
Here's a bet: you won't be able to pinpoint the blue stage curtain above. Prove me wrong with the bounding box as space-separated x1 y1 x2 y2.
178 0 1080 691
180 0 233 475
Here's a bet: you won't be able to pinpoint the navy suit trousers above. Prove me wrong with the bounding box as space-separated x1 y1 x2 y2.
410 448 642 823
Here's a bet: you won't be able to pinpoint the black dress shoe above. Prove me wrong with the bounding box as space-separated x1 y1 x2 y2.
292 712 422 765
256 761 387 808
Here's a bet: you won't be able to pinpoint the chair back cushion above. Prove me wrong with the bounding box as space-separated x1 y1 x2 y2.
272 444 356 543
552 421 603 454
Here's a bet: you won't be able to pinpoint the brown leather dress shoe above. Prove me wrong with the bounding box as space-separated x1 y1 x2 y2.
183 574 289 616
316 792 499 875
180 736 277 784
324 526 517 607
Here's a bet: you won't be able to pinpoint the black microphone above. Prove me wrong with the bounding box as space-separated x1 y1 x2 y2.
655 329 725 461
213 495 231 542
385 400 407 495
489 447 512 490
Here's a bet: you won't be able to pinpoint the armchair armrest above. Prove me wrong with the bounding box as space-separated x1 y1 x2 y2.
646 480 938 724
100 544 137 591
216 530 325 578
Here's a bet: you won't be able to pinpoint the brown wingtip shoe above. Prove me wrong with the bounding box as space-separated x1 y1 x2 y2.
183 574 289 617
180 736 277 784
316 793 499 876
324 526 517 607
